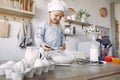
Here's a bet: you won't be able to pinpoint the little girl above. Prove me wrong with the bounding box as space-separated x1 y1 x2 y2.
35 0 68 51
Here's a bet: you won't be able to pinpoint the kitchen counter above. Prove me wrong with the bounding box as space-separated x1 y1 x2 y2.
0 61 120 80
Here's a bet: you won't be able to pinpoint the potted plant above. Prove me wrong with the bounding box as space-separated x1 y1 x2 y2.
78 9 91 22
84 25 101 40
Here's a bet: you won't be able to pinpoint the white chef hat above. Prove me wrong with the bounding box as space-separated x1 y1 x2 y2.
48 0 68 15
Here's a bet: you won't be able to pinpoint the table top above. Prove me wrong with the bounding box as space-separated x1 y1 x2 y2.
0 61 120 80
26 62 120 80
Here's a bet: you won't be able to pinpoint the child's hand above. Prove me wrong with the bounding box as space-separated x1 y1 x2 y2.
41 43 51 51
60 44 66 50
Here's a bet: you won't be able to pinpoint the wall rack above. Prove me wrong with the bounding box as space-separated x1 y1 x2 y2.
0 0 35 22
0 6 34 18
64 19 92 28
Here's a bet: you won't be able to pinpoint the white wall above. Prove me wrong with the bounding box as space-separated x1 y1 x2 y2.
0 21 25 60
0 0 111 60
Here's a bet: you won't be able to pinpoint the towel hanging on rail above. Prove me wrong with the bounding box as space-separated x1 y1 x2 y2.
17 22 33 48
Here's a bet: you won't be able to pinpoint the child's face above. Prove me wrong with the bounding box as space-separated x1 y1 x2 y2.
49 10 64 24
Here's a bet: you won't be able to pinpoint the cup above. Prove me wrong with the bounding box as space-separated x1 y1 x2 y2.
71 15 76 20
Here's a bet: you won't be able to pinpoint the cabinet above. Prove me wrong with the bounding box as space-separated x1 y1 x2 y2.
0 0 35 20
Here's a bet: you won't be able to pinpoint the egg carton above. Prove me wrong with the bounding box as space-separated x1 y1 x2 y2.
33 64 56 75
0 58 56 79
5 68 32 80
0 61 33 80
0 60 16 76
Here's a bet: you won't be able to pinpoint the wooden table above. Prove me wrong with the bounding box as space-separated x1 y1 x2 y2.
0 62 120 80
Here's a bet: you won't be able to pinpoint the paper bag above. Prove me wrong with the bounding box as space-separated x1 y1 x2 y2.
0 21 9 37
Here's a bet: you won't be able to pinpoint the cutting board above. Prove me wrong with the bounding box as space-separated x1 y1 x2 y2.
0 21 9 37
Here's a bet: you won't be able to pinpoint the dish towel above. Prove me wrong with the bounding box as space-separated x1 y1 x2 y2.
17 22 33 48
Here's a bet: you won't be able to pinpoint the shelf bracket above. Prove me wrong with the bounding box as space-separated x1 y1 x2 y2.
69 21 72 26
82 25 84 29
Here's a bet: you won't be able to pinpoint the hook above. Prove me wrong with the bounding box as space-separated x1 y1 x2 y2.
22 18 25 22
28 19 31 23
4 16 8 21
14 17 16 21
69 21 72 26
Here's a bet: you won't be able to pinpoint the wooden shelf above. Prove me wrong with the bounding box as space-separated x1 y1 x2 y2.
65 34 75 36
64 19 92 27
0 0 35 21
0 6 34 18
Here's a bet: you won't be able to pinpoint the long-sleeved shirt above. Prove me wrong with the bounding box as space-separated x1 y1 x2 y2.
34 22 65 49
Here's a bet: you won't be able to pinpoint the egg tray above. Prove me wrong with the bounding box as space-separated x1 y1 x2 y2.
0 64 55 80
0 66 32 80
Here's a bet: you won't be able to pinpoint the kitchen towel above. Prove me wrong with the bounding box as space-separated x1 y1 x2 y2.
17 22 33 48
